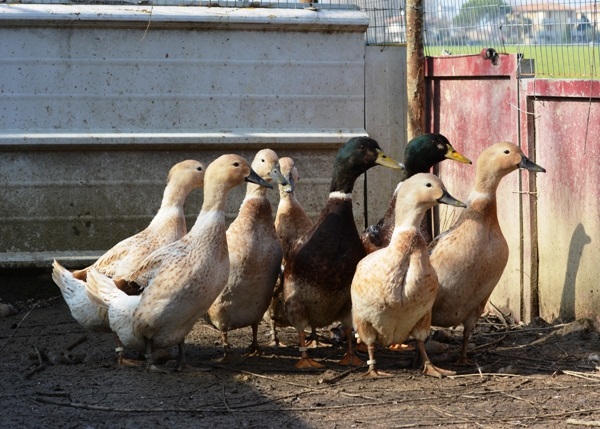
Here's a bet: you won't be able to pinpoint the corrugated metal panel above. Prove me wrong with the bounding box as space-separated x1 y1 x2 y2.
0 5 370 266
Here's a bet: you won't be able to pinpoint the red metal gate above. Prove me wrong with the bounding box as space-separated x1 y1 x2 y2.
425 53 600 323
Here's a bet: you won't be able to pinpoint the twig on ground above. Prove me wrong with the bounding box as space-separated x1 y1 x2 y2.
66 334 88 351
566 419 600 427
472 334 508 351
221 385 241 425
318 365 366 385
0 302 38 353
24 345 46 379
562 370 600 382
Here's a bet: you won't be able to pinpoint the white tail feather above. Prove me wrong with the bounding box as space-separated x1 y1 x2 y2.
85 267 126 308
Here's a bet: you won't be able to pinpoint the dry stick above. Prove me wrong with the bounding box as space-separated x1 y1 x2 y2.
318 364 366 384
430 405 484 428
562 370 600 382
221 386 241 425
24 345 47 379
471 334 508 351
566 419 600 427
0 302 38 353
66 334 88 351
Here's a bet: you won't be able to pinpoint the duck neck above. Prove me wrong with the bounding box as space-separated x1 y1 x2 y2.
245 181 269 199
393 202 426 233
159 180 190 209
200 183 229 214
330 167 360 194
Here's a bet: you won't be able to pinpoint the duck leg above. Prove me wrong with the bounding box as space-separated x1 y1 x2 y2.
412 313 455 378
456 316 478 366
294 330 324 369
245 322 262 356
175 342 187 371
363 343 391 377
114 335 143 367
143 338 164 372
218 331 232 362
338 325 363 366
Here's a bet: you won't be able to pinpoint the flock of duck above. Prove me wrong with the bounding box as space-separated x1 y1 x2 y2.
52 135 546 377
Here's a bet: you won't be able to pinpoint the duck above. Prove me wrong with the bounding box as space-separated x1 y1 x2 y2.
52 159 206 337
282 136 404 368
429 142 546 365
265 157 314 347
85 154 272 371
206 149 287 359
361 133 471 253
351 173 466 378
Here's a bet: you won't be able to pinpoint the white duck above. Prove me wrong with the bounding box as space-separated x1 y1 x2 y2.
52 159 205 335
351 173 465 378
429 142 546 365
207 149 286 359
85 154 271 370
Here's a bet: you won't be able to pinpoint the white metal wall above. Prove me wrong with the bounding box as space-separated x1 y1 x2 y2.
0 5 374 266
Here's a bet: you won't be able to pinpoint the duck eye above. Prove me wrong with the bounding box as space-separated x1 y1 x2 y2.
261 159 265 163
504 150 510 154
196 167 202 171
426 183 432 188
233 162 240 167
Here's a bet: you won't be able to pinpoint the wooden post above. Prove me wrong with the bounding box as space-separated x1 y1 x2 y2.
406 0 425 140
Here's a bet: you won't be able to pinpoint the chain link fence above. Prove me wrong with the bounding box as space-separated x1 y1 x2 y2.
363 0 599 78
5 0 599 77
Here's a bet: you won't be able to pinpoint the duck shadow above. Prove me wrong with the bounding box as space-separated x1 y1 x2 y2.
558 223 592 322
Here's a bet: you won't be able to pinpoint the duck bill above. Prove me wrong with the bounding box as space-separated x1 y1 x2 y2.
245 168 273 189
518 155 546 173
375 149 406 172
269 164 289 186
281 175 295 194
445 145 472 164
438 189 466 208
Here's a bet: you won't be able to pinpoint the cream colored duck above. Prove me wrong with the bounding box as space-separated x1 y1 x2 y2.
429 142 546 364
85 154 271 370
52 159 205 334
206 149 287 359
351 173 465 378
283 137 404 369
265 157 314 347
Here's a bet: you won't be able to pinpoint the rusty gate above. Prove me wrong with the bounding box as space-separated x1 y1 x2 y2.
424 53 600 323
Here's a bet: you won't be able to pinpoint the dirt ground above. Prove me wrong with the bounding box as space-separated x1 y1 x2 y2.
1 268 600 429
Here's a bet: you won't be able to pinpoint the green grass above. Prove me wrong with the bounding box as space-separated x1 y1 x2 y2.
426 44 600 79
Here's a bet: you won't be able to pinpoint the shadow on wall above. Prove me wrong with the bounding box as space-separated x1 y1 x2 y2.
559 223 591 321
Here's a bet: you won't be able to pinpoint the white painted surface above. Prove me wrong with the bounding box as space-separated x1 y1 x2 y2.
0 5 371 265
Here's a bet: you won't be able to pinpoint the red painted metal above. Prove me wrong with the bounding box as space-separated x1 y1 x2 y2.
425 52 600 322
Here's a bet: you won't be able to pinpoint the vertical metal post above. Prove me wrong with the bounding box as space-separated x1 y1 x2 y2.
406 0 425 140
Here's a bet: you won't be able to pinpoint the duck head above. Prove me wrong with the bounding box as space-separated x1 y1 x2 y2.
166 159 207 193
278 157 298 195
404 133 471 177
473 142 546 193
251 148 288 188
331 137 405 193
398 173 466 212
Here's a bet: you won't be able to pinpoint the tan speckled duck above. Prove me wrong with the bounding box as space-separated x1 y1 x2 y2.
207 149 287 359
52 159 205 337
430 142 546 365
283 137 404 368
351 173 465 378
85 154 271 371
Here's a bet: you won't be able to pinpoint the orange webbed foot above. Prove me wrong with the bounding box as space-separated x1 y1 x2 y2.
295 357 325 369
388 343 415 352
422 361 456 378
339 352 364 367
